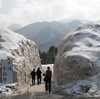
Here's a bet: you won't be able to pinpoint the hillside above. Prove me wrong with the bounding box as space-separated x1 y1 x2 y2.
8 24 22 31
15 20 81 52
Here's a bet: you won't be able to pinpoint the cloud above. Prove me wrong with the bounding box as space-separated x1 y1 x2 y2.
0 13 11 27
0 0 100 27
7 0 57 25
0 0 2 7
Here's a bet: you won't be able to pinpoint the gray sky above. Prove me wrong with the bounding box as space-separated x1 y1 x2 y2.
0 0 100 27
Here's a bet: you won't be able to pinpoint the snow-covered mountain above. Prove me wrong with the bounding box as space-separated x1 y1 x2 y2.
54 22 100 96
8 24 22 31
15 20 81 52
0 28 41 85
60 18 90 24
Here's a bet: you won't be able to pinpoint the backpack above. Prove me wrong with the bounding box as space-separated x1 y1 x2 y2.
46 70 52 78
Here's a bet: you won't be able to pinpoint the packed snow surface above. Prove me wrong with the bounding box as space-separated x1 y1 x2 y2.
0 28 36 60
0 83 16 94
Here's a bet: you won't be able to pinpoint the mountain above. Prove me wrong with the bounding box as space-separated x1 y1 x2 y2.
8 24 22 31
60 18 90 24
15 20 81 52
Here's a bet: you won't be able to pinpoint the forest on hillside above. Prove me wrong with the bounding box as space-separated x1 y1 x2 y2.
40 46 58 64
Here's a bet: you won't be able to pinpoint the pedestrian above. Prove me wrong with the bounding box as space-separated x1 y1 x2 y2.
30 69 36 85
36 68 42 85
44 66 52 93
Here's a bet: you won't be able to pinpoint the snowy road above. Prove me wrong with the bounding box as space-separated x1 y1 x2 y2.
2 84 64 99
9 92 100 99
3 83 65 99
1 83 100 99
10 93 31 99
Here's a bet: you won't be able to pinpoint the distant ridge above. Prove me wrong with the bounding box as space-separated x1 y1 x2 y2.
8 24 22 31
15 19 81 52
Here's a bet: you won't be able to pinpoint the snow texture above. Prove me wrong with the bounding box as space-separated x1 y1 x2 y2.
54 22 100 96
0 83 16 94
0 28 41 85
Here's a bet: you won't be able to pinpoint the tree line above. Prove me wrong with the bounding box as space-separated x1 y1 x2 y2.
40 46 58 64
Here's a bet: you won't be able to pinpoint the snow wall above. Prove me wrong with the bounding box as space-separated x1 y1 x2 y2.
54 22 100 96
0 28 41 85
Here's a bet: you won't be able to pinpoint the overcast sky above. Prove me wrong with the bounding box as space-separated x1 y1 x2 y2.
0 0 100 27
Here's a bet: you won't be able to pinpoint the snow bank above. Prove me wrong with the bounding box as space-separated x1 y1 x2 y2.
0 28 41 86
0 83 16 94
54 22 100 96
62 74 100 96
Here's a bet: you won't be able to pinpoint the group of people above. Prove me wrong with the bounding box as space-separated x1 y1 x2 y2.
30 67 52 93
30 67 42 85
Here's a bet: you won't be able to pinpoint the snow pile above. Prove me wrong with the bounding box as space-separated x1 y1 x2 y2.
0 28 41 85
62 74 100 96
0 83 16 94
0 29 26 60
54 22 100 96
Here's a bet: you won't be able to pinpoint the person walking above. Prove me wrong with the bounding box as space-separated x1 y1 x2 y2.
36 68 42 85
30 69 36 85
44 66 52 93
